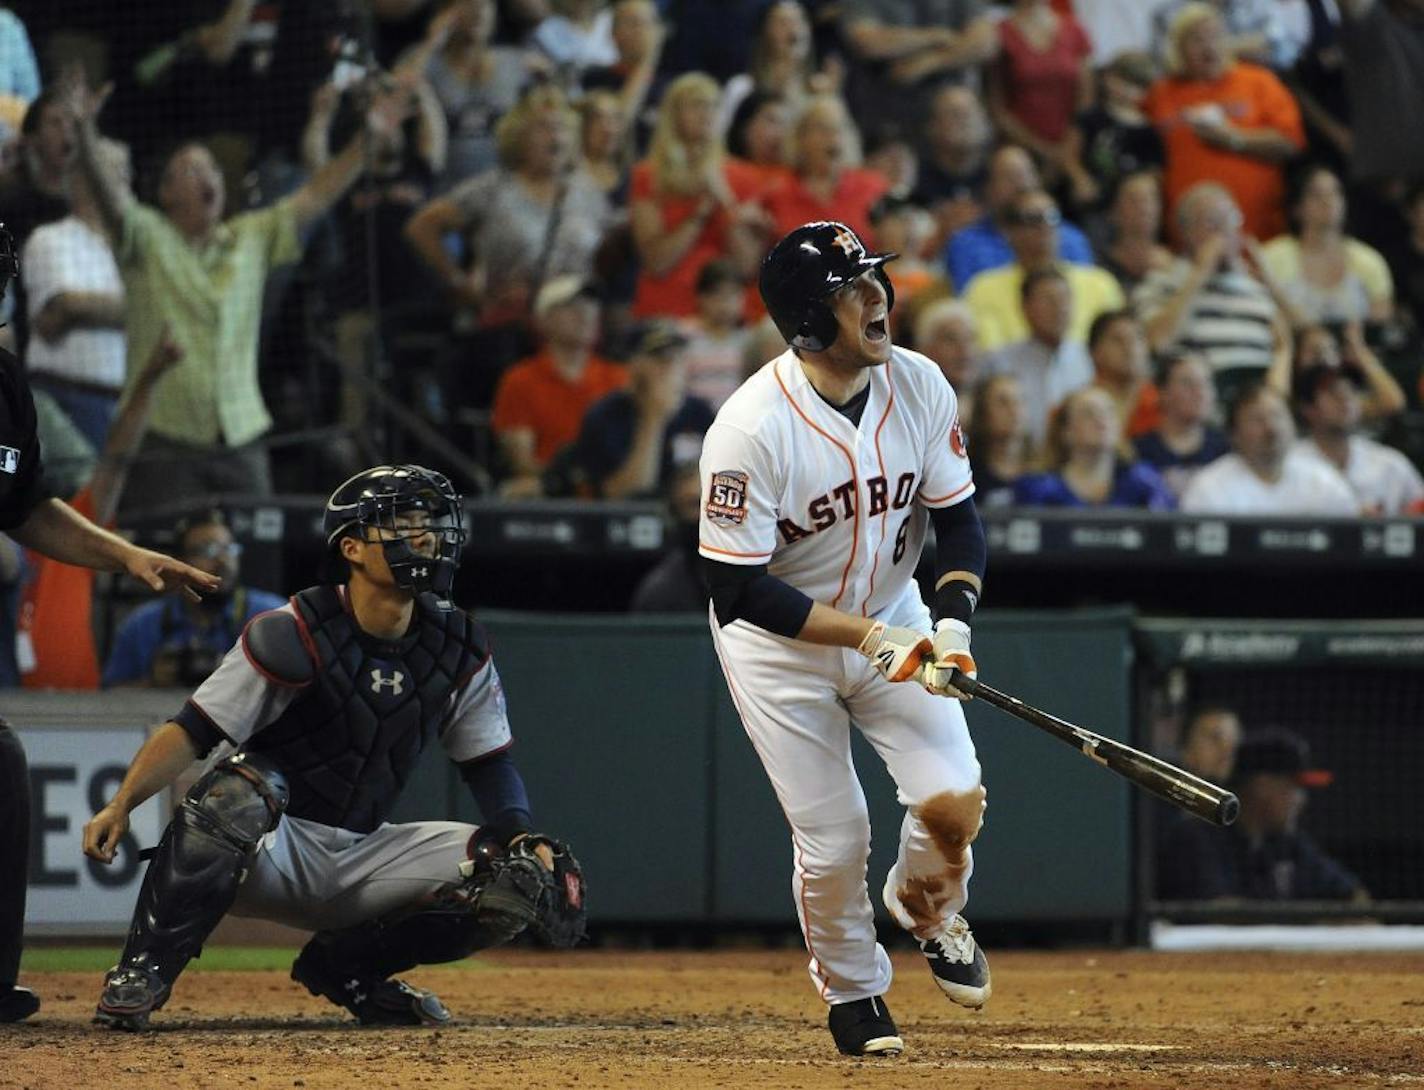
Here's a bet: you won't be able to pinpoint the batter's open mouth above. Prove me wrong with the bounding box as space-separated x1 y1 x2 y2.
865 317 888 342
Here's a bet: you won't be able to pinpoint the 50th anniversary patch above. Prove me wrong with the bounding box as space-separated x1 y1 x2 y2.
706 470 749 526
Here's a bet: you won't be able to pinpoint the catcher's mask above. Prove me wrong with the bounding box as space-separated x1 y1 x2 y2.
324 464 465 609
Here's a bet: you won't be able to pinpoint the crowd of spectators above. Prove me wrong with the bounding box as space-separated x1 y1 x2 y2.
1 0 1423 670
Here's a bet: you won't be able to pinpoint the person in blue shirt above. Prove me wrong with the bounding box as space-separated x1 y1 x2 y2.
944 145 1095 292
1016 385 1175 508
102 509 285 687
1132 352 1230 502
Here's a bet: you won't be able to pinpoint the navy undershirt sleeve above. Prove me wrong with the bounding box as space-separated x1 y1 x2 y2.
929 500 986 623
701 557 814 637
458 748 533 845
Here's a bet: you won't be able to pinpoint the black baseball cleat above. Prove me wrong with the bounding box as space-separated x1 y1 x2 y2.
94 965 170 1031
291 945 451 1027
828 995 904 1057
0 985 40 1023
918 914 991 1009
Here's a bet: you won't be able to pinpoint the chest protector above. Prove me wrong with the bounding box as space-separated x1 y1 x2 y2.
244 586 489 833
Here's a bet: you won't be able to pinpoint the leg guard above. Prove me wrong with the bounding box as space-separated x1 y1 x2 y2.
96 752 287 1029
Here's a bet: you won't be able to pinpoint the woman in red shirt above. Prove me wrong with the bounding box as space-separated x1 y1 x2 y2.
630 73 771 318
725 90 794 192
760 93 889 244
987 0 1095 200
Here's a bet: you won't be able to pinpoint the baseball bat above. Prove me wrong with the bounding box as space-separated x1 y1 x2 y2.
947 669 1239 827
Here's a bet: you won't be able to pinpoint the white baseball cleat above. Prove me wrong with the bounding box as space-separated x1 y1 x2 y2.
918 914 991 1009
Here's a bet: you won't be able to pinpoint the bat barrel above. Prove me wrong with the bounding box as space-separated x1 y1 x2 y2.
952 670 1239 827
1217 792 1240 826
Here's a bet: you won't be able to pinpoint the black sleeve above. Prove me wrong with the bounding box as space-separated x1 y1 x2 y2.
172 700 236 759
700 557 814 637
458 748 533 847
0 348 50 531
928 500 986 624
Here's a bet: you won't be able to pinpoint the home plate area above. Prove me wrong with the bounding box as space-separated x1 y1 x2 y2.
7 948 1423 1089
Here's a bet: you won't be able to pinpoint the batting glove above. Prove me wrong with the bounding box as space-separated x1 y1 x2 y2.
858 621 933 683
920 619 976 700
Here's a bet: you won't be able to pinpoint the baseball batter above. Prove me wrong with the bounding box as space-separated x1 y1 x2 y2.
700 221 989 1057
83 465 585 1031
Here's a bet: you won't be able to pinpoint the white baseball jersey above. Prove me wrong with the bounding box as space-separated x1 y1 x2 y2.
1180 450 1360 516
698 346 974 614
1293 436 1424 517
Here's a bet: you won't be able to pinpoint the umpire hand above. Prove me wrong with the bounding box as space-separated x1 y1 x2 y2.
121 543 223 600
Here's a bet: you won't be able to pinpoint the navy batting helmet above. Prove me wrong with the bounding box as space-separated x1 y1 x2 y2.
324 464 465 609
758 221 897 352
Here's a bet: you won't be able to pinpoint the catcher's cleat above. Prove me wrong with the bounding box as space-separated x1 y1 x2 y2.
291 945 451 1027
0 985 40 1023
918 914 991 1009
828 996 904 1057
94 964 170 1031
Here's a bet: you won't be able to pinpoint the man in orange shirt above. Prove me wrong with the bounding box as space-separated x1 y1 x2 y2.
1144 4 1304 242
490 277 627 498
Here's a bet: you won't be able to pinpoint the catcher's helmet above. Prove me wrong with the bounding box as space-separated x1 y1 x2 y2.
324 464 465 609
758 220 897 352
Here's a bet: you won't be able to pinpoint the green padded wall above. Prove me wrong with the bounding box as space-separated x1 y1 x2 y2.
388 608 1134 926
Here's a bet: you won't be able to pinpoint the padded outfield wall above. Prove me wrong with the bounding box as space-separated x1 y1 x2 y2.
18 609 1136 934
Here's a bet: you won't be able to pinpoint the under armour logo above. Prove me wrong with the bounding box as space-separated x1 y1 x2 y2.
831 227 862 257
345 978 368 1005
370 668 405 695
410 565 430 579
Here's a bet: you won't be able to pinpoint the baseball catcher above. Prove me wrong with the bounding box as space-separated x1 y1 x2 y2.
83 465 586 1030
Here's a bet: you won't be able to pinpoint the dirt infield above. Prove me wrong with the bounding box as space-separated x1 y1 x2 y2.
4 948 1422 1089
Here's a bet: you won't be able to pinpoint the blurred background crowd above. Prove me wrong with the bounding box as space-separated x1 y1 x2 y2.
1 0 1423 690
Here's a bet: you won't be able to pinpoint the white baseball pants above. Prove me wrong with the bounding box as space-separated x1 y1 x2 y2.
710 585 985 1003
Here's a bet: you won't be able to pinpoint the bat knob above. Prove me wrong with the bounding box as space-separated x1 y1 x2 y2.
1217 793 1240 826
948 667 980 697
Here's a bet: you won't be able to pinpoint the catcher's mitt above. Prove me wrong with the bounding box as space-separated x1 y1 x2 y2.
468 835 587 949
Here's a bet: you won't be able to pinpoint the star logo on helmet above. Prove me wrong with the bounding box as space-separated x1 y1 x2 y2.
831 228 862 257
